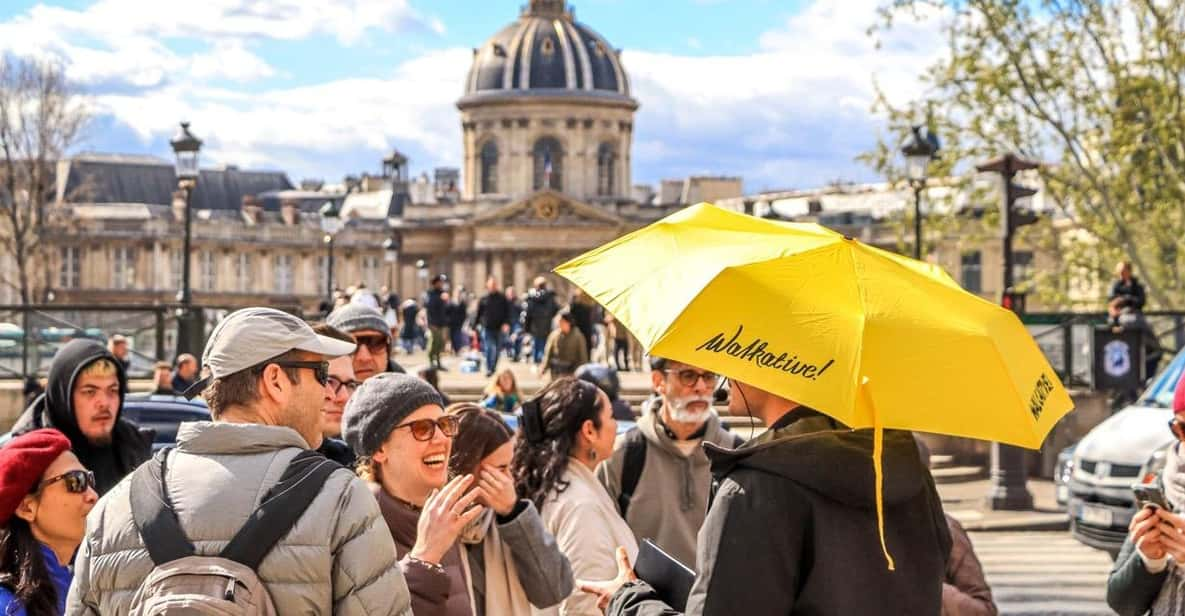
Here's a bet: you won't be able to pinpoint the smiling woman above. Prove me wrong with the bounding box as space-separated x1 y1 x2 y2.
342 372 481 616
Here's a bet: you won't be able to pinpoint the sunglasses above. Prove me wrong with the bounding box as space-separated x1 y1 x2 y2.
327 376 360 396
38 469 96 494
1170 418 1185 441
393 416 460 442
665 369 719 388
352 334 390 356
271 360 330 386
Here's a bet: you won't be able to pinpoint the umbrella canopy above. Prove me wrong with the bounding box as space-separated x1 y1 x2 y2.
555 203 1073 450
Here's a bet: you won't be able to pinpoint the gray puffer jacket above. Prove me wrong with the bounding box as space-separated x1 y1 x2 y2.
66 421 412 615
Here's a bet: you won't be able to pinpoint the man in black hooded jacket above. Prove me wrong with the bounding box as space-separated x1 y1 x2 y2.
580 375 952 615
7 339 151 495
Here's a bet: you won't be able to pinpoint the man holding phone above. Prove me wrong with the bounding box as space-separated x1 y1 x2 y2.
1107 370 1185 614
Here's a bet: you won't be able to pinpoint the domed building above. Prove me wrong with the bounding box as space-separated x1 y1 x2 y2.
457 0 636 203
373 0 678 299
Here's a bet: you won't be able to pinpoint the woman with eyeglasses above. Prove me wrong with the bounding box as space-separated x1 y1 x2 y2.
510 377 635 616
0 429 98 616
1108 370 1185 615
445 403 574 616
343 372 483 616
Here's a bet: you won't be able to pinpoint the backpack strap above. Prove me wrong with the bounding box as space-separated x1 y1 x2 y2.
130 448 197 566
616 428 647 518
219 450 342 569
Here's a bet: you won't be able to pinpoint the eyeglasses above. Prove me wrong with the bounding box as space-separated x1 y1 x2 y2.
38 469 96 494
665 369 719 388
327 376 360 396
352 334 390 356
1169 418 1185 441
393 416 460 442
271 360 330 386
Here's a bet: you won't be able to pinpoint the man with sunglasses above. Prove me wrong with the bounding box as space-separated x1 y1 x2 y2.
67 307 412 615
328 302 406 381
314 324 363 467
597 356 743 567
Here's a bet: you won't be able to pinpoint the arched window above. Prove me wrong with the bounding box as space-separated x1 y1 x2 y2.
597 143 616 196
480 141 498 194
533 137 563 191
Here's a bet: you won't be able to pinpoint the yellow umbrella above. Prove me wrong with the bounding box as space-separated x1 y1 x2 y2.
555 203 1074 566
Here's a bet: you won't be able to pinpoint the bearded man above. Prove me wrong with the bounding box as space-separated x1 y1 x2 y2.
597 356 744 566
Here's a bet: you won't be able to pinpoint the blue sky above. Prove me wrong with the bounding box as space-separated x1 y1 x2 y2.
0 0 946 192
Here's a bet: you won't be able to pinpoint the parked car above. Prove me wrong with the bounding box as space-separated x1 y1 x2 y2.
1068 347 1185 557
121 393 210 451
1055 443 1076 507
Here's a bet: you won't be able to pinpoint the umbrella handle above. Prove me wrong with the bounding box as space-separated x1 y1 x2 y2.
863 378 896 572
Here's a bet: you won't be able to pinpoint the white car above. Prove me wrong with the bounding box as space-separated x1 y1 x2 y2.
1068 347 1185 557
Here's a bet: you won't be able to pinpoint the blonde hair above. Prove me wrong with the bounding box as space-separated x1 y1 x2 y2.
80 358 118 379
355 457 377 483
484 367 520 398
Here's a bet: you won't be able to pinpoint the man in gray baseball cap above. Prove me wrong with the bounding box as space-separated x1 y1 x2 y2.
69 307 413 615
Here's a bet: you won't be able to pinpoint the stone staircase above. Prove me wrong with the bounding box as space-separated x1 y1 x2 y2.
930 452 988 484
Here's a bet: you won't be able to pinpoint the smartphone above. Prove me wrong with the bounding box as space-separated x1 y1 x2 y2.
1132 483 1171 511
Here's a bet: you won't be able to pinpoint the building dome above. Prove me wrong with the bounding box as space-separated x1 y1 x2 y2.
461 0 633 105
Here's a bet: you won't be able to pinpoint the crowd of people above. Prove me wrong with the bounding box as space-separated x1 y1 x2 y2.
319 275 641 381
0 284 1056 615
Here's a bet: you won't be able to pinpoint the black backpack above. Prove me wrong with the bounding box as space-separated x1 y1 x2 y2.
616 426 745 519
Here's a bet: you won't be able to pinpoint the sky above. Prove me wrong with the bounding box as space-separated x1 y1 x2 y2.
0 0 949 193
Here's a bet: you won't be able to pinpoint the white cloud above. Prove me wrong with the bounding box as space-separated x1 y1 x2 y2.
0 0 438 86
623 0 949 188
1 0 951 191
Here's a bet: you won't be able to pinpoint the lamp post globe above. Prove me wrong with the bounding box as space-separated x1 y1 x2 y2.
169 121 202 356
899 125 940 260
319 201 342 303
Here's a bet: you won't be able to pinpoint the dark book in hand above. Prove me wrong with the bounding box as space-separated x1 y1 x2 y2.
633 539 696 612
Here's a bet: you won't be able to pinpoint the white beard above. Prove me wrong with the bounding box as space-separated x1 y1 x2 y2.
668 395 714 423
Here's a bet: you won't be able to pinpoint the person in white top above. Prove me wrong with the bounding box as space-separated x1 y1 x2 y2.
511 377 638 616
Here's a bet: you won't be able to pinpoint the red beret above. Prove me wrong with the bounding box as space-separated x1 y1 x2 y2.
0 429 72 526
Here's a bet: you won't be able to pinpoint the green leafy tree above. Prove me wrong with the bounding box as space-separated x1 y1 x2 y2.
867 0 1185 309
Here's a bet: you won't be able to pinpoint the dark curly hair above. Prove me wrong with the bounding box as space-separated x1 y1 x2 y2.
511 377 605 509
0 517 58 616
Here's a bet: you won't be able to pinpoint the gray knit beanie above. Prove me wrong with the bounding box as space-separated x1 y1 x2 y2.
327 303 390 338
342 372 445 457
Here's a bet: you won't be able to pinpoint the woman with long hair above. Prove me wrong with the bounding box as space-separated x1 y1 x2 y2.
510 377 636 616
445 403 573 615
479 369 521 414
343 373 483 616
0 429 98 616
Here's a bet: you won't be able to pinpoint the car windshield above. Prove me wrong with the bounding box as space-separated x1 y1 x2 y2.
1139 348 1185 408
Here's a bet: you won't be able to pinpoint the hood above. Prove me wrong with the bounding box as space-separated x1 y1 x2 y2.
706 417 928 509
1074 403 1173 466
18 339 128 448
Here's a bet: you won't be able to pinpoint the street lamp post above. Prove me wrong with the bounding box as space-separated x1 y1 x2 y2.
319 201 343 305
900 125 940 261
383 236 401 292
170 122 202 356
416 259 429 294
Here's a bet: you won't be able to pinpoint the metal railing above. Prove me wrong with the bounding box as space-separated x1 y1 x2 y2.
1021 311 1185 388
0 304 305 379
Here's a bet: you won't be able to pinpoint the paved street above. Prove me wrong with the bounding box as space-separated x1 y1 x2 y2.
972 531 1116 615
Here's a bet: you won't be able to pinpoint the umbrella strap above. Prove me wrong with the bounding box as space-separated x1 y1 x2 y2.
873 413 896 571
